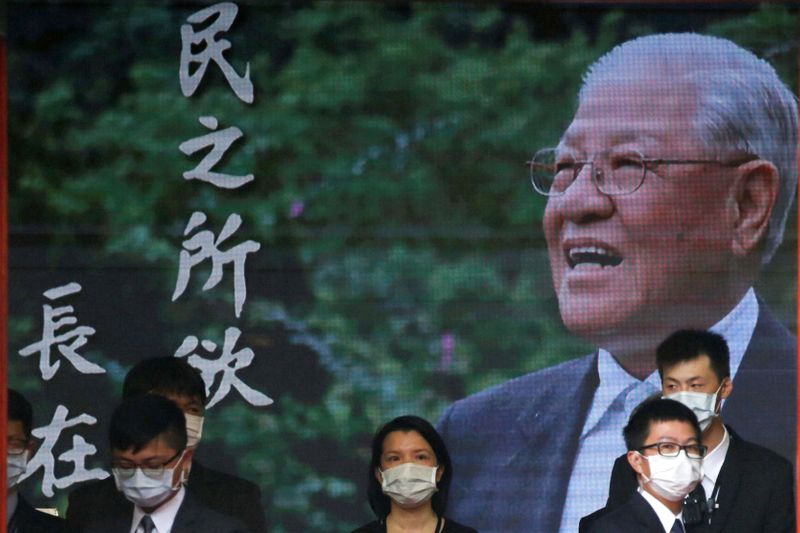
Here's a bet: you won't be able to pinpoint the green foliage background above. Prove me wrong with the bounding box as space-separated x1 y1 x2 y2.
7 2 797 531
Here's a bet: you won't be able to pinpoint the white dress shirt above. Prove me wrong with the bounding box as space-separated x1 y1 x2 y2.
639 487 684 532
129 487 186 533
701 425 730 499
557 289 758 533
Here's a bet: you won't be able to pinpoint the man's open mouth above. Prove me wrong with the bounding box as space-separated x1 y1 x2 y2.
566 246 623 268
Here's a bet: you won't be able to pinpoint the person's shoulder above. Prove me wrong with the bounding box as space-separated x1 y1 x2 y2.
442 516 479 532
732 429 794 469
16 497 71 532
349 520 382 533
178 490 250 532
441 352 596 419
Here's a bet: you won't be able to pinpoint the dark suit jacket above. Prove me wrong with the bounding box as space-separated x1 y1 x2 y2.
66 461 266 533
438 301 795 533
587 492 669 533
596 427 794 533
79 490 249 533
9 496 71 533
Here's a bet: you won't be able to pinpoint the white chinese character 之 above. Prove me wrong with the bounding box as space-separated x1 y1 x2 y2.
179 2 253 103
174 326 273 409
18 283 105 381
21 405 109 497
172 212 261 317
179 116 254 189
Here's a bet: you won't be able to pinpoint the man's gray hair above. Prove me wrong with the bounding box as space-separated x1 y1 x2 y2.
580 33 798 264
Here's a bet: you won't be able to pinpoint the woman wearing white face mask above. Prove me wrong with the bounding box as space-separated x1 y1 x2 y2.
351 415 478 533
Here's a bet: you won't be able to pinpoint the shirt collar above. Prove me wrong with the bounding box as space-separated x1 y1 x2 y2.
702 425 730 488
639 486 683 532
131 486 186 533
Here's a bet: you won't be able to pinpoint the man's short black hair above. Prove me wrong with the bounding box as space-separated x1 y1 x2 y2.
366 415 453 519
109 394 187 454
623 397 702 451
8 389 33 439
123 357 207 406
656 329 730 382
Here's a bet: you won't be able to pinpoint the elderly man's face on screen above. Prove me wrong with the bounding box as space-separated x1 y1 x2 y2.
542 71 768 353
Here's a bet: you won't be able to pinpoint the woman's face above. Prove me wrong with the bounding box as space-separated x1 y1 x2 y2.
377 430 443 480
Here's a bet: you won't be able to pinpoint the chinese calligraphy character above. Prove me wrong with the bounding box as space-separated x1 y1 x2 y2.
21 405 109 497
175 326 273 408
172 212 261 317
18 282 105 381
179 116 254 189
179 2 253 103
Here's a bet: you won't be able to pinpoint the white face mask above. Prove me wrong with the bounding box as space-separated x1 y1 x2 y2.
665 383 723 431
380 463 439 506
185 414 204 448
639 451 703 502
7 452 28 489
113 453 187 509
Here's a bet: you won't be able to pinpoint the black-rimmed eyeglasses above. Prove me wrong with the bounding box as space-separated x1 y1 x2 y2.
638 442 707 459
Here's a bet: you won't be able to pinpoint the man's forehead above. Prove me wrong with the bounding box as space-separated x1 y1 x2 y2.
112 436 177 459
647 419 698 442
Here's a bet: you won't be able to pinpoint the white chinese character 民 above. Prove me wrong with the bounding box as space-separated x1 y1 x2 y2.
179 2 253 103
174 326 273 408
18 283 105 381
172 212 261 317
20 405 109 497
179 116 254 189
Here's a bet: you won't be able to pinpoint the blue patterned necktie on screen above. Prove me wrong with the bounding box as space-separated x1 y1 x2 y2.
670 518 685 533
139 515 156 533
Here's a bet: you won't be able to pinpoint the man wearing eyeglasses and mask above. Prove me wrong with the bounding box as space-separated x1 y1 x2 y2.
587 398 705 533
438 33 796 533
81 394 247 533
6 389 70 533
584 330 794 533
67 357 267 533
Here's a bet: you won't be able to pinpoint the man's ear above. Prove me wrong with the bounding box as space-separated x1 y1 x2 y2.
719 376 733 402
26 436 39 456
730 159 779 256
183 447 195 464
627 450 645 476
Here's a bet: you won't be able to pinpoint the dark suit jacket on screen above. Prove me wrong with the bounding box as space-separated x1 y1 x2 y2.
586 491 668 533
9 496 71 533
590 427 795 533
79 490 248 533
66 461 266 533
437 301 795 533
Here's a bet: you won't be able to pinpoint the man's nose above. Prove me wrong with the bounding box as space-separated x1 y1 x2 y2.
554 163 614 223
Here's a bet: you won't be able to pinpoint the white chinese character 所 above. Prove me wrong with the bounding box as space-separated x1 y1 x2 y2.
179 116 254 189
179 2 253 103
18 282 105 381
175 326 273 408
20 405 109 497
172 212 261 317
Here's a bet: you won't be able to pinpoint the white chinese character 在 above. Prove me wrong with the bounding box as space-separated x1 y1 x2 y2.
20 405 109 497
175 326 273 408
179 116 254 189
172 212 261 317
179 2 253 103
18 282 105 381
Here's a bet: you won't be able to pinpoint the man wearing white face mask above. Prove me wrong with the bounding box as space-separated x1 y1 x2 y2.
67 357 267 533
6 389 70 533
588 398 704 533
81 394 247 533
585 330 794 533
